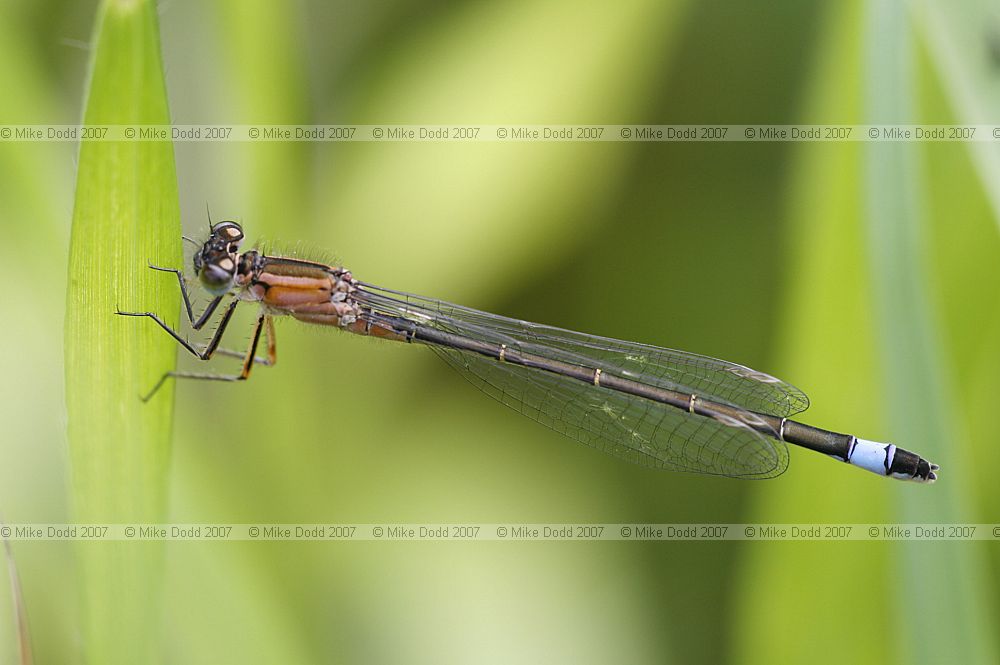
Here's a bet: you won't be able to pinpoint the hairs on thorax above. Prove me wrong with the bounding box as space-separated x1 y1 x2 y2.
253 237 342 269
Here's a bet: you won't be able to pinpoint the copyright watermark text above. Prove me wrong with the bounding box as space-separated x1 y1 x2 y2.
2 523 997 542
5 124 1000 143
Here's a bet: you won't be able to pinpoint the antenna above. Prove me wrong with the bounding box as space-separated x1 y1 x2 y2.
206 202 213 233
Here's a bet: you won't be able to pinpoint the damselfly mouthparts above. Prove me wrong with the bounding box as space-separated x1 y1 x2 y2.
118 221 939 483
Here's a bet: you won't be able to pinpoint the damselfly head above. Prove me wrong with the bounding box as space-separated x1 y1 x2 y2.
194 221 245 295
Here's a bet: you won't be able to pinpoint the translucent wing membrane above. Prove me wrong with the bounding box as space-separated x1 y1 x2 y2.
353 283 798 478
430 344 788 478
355 283 809 417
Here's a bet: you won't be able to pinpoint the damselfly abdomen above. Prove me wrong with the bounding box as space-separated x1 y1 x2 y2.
118 221 938 483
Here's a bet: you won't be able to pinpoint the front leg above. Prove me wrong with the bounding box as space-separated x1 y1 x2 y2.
116 298 239 361
147 263 221 330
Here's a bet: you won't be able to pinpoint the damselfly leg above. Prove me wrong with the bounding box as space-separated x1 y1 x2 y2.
129 313 274 401
146 263 222 330
116 263 276 401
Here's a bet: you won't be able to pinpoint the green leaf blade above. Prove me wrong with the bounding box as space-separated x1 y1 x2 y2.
864 1 999 663
64 0 180 661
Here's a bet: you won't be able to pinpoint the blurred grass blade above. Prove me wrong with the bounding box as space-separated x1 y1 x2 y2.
2 531 32 665
865 0 998 662
324 0 683 296
914 0 1000 228
64 0 180 661
732 2 896 661
215 0 310 233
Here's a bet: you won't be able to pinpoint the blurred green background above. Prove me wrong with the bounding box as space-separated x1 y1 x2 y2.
2 0 1000 662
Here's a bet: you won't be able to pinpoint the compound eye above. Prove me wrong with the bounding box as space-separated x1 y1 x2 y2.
214 222 244 243
200 263 234 295
199 255 238 295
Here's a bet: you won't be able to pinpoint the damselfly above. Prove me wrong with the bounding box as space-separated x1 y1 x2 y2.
118 221 939 483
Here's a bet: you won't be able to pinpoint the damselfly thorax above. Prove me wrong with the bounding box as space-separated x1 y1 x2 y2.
234 248 407 341
118 220 939 483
